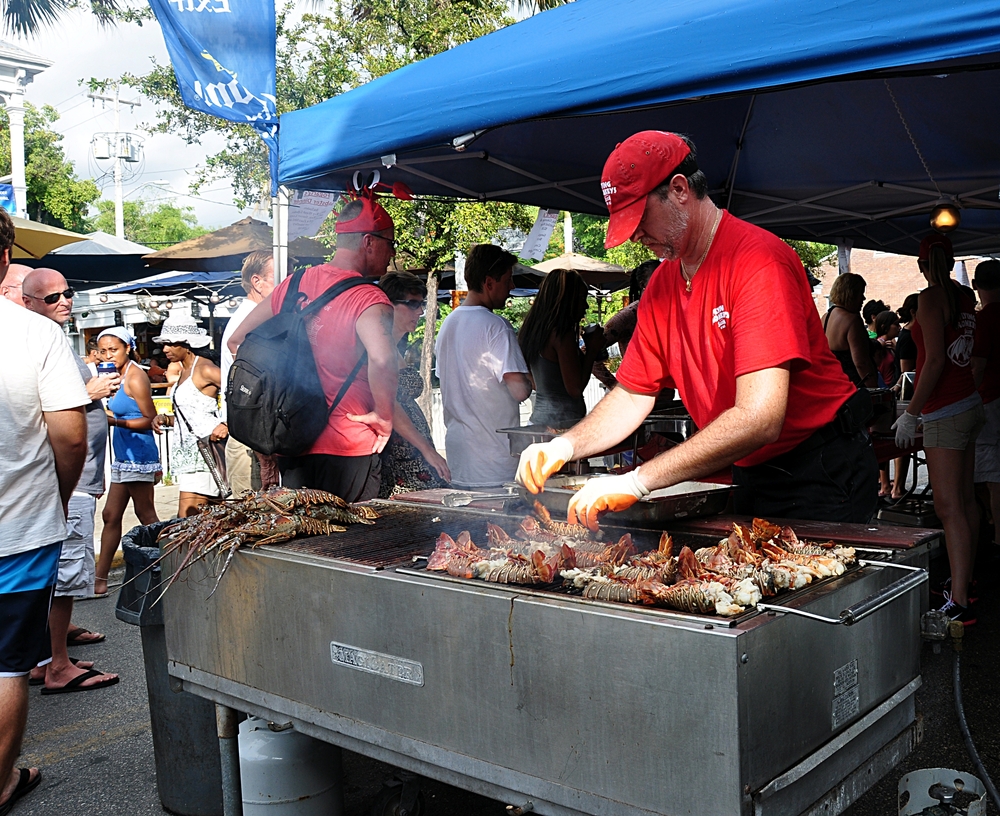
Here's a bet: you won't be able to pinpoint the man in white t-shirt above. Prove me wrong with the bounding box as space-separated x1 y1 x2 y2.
0 213 90 814
220 250 275 495
436 244 531 488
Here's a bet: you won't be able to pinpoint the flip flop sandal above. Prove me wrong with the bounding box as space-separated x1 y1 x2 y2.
40 668 119 695
66 627 106 647
0 768 41 816
28 657 92 686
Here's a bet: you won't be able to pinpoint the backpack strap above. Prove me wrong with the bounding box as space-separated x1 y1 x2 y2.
299 275 376 319
279 267 308 315
324 351 368 423
285 271 382 423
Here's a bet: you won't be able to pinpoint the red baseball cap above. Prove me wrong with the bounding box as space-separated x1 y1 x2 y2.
601 131 693 248
335 196 394 234
918 232 953 260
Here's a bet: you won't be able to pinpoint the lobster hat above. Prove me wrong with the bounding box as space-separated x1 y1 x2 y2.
335 196 394 234
918 232 953 261
601 131 695 248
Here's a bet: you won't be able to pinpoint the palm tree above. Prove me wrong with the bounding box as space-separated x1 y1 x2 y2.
3 0 121 37
514 0 571 11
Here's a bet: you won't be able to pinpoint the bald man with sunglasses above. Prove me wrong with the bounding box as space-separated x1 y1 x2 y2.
22 268 120 693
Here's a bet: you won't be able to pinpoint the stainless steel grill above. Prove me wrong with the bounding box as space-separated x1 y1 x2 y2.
164 502 933 816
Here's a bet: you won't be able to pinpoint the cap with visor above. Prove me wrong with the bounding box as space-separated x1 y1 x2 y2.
918 232 953 260
601 131 696 248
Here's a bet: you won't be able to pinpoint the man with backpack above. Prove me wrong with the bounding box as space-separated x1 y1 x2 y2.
228 198 398 501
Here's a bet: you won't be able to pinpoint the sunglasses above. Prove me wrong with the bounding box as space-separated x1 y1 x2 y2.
394 299 427 312
366 233 397 250
27 287 75 305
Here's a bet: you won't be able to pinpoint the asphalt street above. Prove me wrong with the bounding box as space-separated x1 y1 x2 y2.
12 491 1000 815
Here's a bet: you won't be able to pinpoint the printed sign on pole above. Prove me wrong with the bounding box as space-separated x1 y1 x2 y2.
520 208 560 261
287 190 338 242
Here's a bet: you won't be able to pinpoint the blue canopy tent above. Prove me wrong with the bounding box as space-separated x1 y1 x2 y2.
279 0 1000 256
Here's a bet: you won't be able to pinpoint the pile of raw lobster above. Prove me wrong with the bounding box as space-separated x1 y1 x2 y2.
154 486 379 596
428 507 856 617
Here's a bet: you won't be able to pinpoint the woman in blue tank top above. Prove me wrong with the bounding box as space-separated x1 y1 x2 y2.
94 328 160 595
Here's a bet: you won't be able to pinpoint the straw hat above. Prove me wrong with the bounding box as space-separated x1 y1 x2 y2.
152 316 212 348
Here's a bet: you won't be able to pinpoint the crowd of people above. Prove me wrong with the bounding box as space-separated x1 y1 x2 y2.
814 236 999 625
4 130 1000 814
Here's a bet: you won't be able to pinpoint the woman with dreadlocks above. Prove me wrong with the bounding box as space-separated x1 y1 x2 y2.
518 268 607 427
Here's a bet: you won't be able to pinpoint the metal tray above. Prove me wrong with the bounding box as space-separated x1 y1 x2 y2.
521 474 732 525
497 424 648 457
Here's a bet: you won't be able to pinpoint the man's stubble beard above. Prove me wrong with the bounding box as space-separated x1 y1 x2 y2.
655 197 690 262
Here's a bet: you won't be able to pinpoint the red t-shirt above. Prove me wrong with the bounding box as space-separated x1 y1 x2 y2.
271 264 391 456
912 283 977 415
616 212 856 467
973 301 1000 405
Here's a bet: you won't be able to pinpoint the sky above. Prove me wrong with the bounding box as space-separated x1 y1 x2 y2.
9 9 256 230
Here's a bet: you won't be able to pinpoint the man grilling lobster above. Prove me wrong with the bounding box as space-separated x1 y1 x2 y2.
517 131 878 529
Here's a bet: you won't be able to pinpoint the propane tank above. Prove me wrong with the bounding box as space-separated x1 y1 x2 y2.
898 769 987 815
238 717 343 815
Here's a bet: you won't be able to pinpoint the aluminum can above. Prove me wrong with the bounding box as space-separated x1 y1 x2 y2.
97 362 117 377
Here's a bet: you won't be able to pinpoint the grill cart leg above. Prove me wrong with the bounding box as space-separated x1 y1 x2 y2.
216 704 244 816
371 771 425 816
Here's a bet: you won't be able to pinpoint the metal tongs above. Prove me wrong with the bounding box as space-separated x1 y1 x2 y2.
441 490 516 507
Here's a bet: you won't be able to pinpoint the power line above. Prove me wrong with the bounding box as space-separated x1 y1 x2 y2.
59 109 112 133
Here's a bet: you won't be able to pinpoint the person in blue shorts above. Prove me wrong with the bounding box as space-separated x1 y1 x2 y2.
0 209 89 814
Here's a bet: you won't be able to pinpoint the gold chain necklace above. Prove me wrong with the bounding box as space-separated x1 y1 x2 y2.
681 209 723 293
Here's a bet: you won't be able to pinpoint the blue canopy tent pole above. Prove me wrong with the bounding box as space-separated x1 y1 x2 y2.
276 0 1000 255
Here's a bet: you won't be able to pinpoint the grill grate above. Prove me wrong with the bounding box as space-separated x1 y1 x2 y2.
281 503 540 568
277 503 896 623
280 502 681 568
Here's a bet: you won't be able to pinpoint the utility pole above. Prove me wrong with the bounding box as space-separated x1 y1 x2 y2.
88 86 142 240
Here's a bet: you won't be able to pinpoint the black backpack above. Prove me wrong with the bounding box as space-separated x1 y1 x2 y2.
226 268 375 456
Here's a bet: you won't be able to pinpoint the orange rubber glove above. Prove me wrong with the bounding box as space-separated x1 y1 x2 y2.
516 437 574 494
567 470 650 531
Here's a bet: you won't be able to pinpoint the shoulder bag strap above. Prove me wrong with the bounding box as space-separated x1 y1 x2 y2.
172 399 194 436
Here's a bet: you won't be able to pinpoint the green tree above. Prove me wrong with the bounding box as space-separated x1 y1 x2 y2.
88 199 208 246
121 0 532 413
122 0 515 208
786 240 836 278
0 102 99 230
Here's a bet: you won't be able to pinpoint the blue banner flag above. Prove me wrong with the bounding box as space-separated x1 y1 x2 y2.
148 0 278 191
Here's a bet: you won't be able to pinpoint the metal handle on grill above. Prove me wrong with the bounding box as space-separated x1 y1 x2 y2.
755 562 927 626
